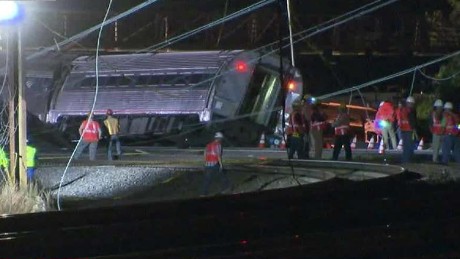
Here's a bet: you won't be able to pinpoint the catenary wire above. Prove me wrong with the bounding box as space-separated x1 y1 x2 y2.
57 0 113 211
316 49 460 101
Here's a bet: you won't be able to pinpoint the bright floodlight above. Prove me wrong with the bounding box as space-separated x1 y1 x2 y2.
0 2 23 24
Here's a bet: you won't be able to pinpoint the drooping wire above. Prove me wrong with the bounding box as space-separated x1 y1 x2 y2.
409 68 417 97
417 67 460 81
56 0 114 211
316 49 460 101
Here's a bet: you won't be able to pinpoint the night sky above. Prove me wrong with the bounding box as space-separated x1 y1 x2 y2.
17 0 456 95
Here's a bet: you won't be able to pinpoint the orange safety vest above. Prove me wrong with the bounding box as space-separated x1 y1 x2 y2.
398 107 412 131
334 114 350 136
444 111 459 136
205 140 221 166
431 111 443 135
287 111 306 137
81 120 100 142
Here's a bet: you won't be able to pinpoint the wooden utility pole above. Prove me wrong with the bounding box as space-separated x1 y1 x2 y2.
8 25 27 187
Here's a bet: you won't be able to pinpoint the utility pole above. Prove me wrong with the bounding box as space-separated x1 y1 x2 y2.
8 24 27 187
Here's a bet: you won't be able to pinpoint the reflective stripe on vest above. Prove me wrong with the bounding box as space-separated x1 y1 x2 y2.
205 141 221 166
26 146 37 168
444 112 460 135
398 108 412 131
82 120 100 142
431 112 443 135
311 121 325 131
334 125 350 136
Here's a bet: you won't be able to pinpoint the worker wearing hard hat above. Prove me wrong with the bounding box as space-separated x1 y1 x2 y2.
429 99 444 163
286 99 307 159
374 100 397 150
397 96 417 163
310 103 327 159
441 102 460 164
202 132 231 196
331 103 352 161
301 94 314 158
104 109 122 160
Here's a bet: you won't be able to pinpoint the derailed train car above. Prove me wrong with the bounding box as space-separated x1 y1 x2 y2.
46 50 302 146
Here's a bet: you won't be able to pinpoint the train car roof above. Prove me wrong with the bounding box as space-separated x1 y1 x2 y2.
71 50 247 73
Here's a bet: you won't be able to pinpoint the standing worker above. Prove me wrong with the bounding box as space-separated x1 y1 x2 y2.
202 132 231 196
0 146 9 180
286 100 307 159
103 109 122 160
310 103 327 159
375 101 397 150
332 104 352 161
26 139 37 181
75 112 102 161
301 95 313 158
397 96 417 163
429 99 444 163
441 102 460 164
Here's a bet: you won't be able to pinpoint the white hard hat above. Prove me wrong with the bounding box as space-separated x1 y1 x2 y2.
433 99 443 107
406 96 415 103
214 132 224 139
444 102 453 109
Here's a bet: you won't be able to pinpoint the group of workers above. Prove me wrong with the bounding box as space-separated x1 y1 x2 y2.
285 94 460 164
0 139 37 183
286 95 352 161
74 109 122 161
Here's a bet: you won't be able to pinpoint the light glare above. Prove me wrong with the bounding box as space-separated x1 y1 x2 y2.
0 2 19 21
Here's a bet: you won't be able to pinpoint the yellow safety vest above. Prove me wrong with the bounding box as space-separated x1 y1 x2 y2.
27 145 37 168
0 148 8 170
104 116 120 135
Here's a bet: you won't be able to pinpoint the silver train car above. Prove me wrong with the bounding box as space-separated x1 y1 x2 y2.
47 50 302 146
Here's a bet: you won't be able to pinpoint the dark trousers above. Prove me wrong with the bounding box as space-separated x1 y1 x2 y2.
288 135 306 159
442 135 460 164
401 131 414 163
202 164 230 196
332 135 352 161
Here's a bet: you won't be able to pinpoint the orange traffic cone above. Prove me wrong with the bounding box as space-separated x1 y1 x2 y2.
350 135 357 149
280 135 286 150
258 132 266 148
417 138 424 150
378 138 385 154
367 136 375 149
397 139 403 151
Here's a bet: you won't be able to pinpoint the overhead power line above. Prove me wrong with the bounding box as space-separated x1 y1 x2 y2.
316 49 460 101
26 0 162 61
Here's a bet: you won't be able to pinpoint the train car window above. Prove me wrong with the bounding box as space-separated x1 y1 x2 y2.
79 77 95 88
136 75 151 86
118 76 134 87
106 77 119 87
239 68 281 126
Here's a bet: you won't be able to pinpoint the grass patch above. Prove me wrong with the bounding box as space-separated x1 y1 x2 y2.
0 182 51 214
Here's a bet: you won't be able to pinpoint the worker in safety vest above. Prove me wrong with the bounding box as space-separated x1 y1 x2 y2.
375 101 397 150
26 139 38 181
0 147 9 178
397 96 417 163
441 102 460 164
331 104 352 161
310 103 327 159
286 99 307 159
103 109 122 160
75 112 102 161
429 99 444 163
301 95 313 158
202 132 231 196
